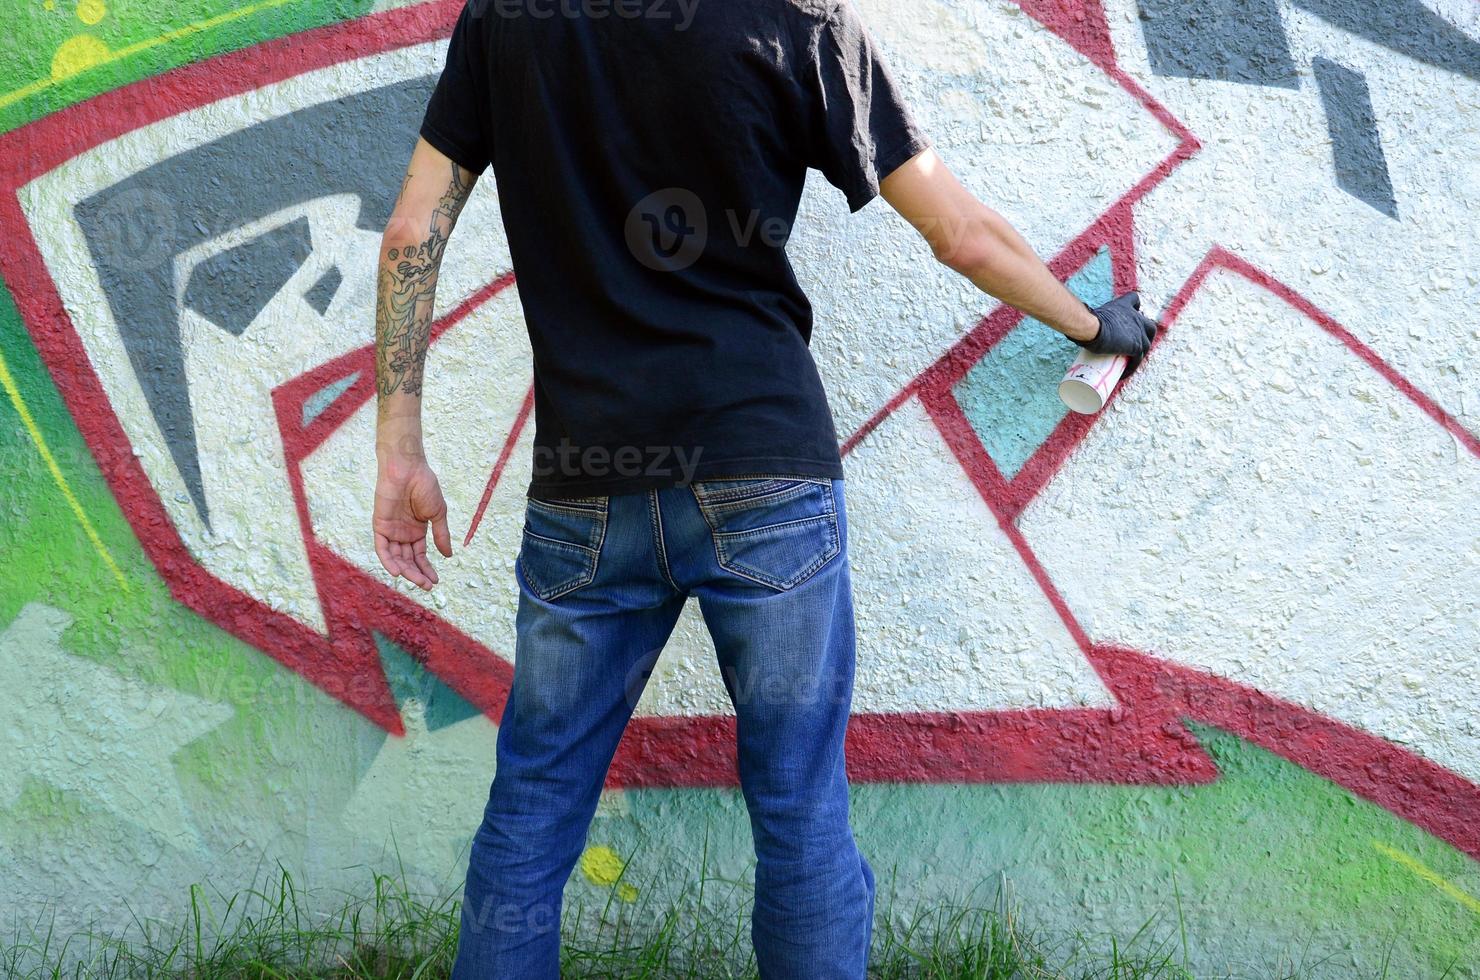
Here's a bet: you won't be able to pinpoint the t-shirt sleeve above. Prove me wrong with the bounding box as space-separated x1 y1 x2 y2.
805 0 931 212
419 4 492 174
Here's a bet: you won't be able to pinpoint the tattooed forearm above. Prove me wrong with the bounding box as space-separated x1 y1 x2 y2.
375 160 475 412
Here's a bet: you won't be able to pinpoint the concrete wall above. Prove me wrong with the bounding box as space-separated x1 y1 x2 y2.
1 0 1477 975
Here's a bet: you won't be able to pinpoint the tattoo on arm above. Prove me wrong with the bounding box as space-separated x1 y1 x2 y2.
376 160 475 409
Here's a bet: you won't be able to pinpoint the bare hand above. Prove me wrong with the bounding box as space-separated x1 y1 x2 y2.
373 457 453 590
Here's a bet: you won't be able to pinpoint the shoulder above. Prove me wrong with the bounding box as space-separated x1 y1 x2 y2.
778 0 853 61
782 0 849 27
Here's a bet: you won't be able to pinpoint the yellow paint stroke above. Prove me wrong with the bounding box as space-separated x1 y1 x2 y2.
0 0 296 111
578 845 626 887
52 34 111 81
77 0 108 26
1372 841 1480 916
0 344 130 591
616 882 638 903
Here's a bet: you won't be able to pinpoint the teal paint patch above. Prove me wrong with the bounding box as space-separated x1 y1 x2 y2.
952 248 1115 477
374 633 481 732
1066 246 1115 308
301 370 359 428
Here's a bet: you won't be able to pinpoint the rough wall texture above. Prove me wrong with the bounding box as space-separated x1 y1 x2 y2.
1 0 1478 975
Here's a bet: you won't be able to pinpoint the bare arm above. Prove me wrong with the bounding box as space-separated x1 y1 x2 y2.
373 137 479 590
377 138 478 432
880 147 1101 343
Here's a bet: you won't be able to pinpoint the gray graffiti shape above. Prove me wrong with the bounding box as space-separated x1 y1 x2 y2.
1137 0 1480 216
304 264 345 317
1312 57 1397 218
73 75 436 529
182 216 314 336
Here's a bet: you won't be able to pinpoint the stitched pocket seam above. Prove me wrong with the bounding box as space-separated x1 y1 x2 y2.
712 514 840 592
528 496 608 518
518 498 608 600
698 480 822 515
691 475 831 506
519 531 599 601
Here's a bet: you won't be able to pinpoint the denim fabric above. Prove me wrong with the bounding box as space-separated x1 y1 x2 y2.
451 477 875 979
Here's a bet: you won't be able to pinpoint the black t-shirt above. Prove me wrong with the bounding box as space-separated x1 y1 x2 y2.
420 0 930 496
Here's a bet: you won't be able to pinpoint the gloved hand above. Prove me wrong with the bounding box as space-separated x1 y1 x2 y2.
1075 292 1159 379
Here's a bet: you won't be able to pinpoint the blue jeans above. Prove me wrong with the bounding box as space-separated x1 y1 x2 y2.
451 477 875 979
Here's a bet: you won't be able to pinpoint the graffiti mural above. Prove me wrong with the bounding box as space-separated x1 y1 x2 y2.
1 0 1477 975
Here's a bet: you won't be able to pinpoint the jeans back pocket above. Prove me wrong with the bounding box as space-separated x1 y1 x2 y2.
691 478 840 591
517 496 608 601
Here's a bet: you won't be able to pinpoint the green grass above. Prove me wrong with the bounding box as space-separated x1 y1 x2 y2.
0 860 1425 980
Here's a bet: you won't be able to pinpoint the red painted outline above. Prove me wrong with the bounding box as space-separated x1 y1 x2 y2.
465 383 535 547
1015 0 1117 74
866 240 1480 857
0 1 469 735
1 0 1476 862
1115 250 1480 857
1100 644 1480 865
1164 250 1480 460
270 273 522 732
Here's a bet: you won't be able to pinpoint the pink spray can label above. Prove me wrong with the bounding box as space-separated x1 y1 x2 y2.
1058 349 1127 414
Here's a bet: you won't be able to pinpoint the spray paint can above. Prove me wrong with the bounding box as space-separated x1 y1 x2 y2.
1058 348 1127 414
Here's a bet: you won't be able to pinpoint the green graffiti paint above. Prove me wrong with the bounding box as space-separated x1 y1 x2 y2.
0 289 145 627
0 280 391 868
376 633 482 732
595 726 1480 976
0 0 375 135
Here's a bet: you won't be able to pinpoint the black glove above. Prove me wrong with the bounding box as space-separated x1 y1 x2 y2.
1075 292 1159 379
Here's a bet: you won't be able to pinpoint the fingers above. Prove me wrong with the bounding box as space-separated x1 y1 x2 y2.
1121 301 1158 381
374 533 403 579
375 531 438 591
409 470 453 560
374 463 452 591
411 537 440 588
395 538 435 590
432 513 454 558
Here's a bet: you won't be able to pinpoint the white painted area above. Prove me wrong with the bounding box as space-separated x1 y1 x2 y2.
305 380 1117 719
1105 0 1480 434
20 40 510 633
795 0 1178 441
14 2 1473 768
167 197 378 627
847 397 1113 711
1018 270 1480 783
633 601 737 718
